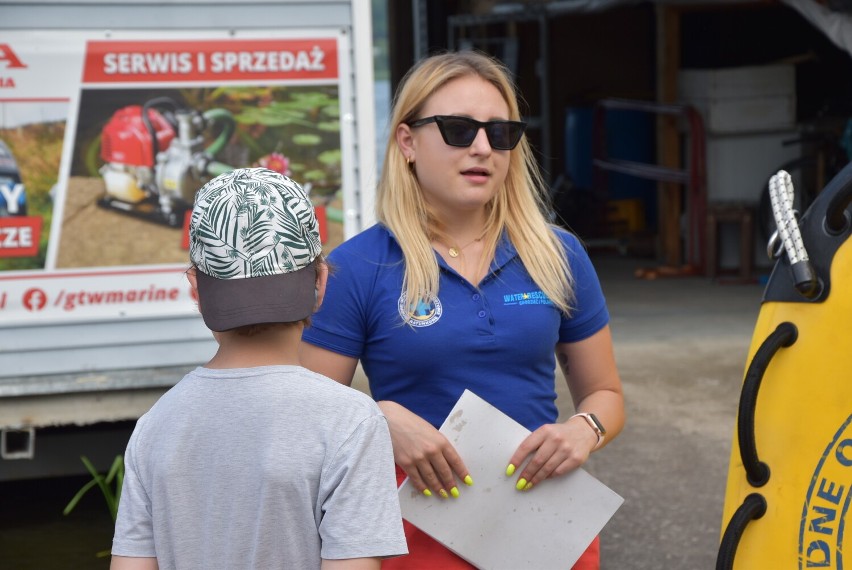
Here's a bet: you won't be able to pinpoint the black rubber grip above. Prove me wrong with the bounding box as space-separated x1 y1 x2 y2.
716 493 768 570
737 322 797 487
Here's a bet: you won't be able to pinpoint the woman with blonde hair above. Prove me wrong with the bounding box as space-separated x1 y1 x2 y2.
301 50 624 569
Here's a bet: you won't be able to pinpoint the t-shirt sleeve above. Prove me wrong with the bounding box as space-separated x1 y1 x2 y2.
111 419 156 558
558 231 610 343
317 414 408 560
302 247 370 358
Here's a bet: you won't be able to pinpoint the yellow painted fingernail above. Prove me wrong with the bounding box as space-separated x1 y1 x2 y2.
506 464 516 476
439 489 449 499
450 486 460 498
423 489 432 497
524 481 533 491
516 478 527 491
464 475 474 486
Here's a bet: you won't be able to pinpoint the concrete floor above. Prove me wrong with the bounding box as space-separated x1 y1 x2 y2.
575 253 765 569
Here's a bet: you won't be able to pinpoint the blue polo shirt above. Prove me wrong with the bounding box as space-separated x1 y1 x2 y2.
302 224 609 432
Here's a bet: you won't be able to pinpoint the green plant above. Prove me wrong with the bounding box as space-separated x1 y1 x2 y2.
63 455 124 558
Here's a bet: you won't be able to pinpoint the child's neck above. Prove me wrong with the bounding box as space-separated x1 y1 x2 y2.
205 325 303 369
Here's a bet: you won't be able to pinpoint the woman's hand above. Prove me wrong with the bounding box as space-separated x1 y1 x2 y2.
377 400 471 498
504 416 599 491
503 326 625 491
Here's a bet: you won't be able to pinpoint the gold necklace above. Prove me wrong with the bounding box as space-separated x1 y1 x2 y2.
447 237 481 258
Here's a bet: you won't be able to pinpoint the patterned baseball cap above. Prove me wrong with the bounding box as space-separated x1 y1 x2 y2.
189 167 322 331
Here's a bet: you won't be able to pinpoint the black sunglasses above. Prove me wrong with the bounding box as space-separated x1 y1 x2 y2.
407 115 527 151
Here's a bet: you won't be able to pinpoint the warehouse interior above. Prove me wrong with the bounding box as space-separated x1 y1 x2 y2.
380 0 852 278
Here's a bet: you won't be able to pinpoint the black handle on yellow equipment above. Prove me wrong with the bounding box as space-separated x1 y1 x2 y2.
716 323 795 568
737 322 797 487
716 493 767 570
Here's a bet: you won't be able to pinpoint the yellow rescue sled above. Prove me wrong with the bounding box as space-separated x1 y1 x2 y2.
717 165 852 569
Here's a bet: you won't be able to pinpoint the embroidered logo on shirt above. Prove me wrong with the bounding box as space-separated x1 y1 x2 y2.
398 294 443 327
503 290 553 306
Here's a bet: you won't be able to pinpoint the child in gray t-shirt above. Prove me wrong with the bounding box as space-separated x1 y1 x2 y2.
111 168 407 570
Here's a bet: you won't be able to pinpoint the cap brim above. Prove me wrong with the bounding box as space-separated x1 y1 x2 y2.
195 264 317 332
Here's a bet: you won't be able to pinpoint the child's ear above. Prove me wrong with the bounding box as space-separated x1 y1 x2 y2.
186 267 201 312
186 266 198 291
314 263 329 311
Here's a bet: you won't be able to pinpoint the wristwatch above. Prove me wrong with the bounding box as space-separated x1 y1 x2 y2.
571 412 606 450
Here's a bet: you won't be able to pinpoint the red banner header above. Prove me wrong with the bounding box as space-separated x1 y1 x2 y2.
83 38 339 83
0 216 42 257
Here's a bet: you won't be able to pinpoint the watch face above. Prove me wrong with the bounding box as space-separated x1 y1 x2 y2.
589 413 606 435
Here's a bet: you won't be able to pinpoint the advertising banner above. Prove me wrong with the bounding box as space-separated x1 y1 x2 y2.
0 29 348 326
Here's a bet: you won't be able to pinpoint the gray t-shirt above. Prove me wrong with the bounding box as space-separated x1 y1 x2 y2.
112 365 407 569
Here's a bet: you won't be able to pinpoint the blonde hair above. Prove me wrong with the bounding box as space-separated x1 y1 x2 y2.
377 51 574 317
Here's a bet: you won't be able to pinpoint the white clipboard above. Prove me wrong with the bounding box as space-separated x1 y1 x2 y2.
398 390 624 569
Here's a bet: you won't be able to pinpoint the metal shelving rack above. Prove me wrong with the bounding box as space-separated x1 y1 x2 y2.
592 98 708 274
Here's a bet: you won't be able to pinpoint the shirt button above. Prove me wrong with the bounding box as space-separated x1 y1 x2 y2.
472 294 480 301
477 310 487 318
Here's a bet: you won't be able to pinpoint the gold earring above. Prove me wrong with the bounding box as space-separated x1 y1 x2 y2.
406 156 412 165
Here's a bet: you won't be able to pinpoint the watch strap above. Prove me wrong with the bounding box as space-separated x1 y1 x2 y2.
570 412 605 450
